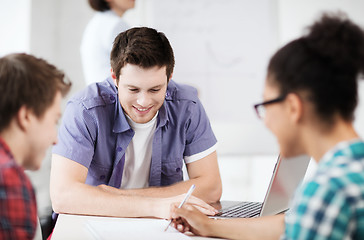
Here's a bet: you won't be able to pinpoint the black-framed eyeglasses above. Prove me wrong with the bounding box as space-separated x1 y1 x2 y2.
254 95 286 119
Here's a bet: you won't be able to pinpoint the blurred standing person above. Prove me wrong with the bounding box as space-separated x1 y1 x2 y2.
81 0 135 85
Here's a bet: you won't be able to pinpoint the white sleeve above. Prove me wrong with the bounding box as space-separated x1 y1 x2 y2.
184 143 218 164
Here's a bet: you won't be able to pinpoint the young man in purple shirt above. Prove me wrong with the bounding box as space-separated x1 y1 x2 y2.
51 27 221 219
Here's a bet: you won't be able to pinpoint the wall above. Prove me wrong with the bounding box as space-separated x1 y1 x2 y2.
30 0 93 96
0 0 31 56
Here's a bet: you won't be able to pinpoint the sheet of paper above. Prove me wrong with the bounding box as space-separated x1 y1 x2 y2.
85 218 192 240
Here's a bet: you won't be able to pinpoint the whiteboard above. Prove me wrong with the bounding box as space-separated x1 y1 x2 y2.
146 0 280 154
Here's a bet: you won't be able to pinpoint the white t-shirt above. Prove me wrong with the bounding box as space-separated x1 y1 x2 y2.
120 114 158 189
80 10 130 85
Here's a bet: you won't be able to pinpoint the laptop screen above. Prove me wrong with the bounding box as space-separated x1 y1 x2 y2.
260 154 311 216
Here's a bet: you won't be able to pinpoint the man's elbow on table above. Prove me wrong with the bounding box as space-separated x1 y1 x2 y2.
192 175 222 204
206 178 222 203
50 185 70 214
50 154 89 214
187 151 222 203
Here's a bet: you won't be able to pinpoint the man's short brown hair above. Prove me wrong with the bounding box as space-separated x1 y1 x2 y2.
0 53 71 132
110 27 175 83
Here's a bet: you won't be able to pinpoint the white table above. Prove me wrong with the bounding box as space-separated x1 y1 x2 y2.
51 155 310 239
51 213 225 240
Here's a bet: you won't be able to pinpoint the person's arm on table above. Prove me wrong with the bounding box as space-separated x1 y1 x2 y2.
171 203 285 240
99 150 222 203
50 154 216 219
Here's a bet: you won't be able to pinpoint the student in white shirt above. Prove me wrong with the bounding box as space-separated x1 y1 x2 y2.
80 0 135 85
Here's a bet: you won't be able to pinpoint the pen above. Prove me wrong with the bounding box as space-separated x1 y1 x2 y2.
164 184 196 232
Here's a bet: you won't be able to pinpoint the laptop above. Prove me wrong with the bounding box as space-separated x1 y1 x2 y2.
212 154 311 218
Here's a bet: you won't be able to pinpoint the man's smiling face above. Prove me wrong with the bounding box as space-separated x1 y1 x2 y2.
114 64 168 123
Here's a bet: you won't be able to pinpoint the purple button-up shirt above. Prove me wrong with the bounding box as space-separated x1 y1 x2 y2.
53 78 217 188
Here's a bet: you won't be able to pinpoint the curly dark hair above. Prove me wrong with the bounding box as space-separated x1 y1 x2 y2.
267 12 364 123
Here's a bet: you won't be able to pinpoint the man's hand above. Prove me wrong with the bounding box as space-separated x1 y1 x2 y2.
156 195 217 220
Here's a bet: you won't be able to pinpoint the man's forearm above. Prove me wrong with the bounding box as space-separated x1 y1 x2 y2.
100 177 222 203
51 182 162 218
52 182 216 219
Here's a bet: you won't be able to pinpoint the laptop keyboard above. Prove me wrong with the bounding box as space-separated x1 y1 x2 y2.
217 202 262 218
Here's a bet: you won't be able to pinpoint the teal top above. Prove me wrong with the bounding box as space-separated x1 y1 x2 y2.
282 139 364 240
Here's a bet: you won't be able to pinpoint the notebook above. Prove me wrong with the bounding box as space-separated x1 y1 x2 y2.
213 154 311 218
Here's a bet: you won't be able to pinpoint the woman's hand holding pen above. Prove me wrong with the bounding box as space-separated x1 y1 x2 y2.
170 203 215 237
